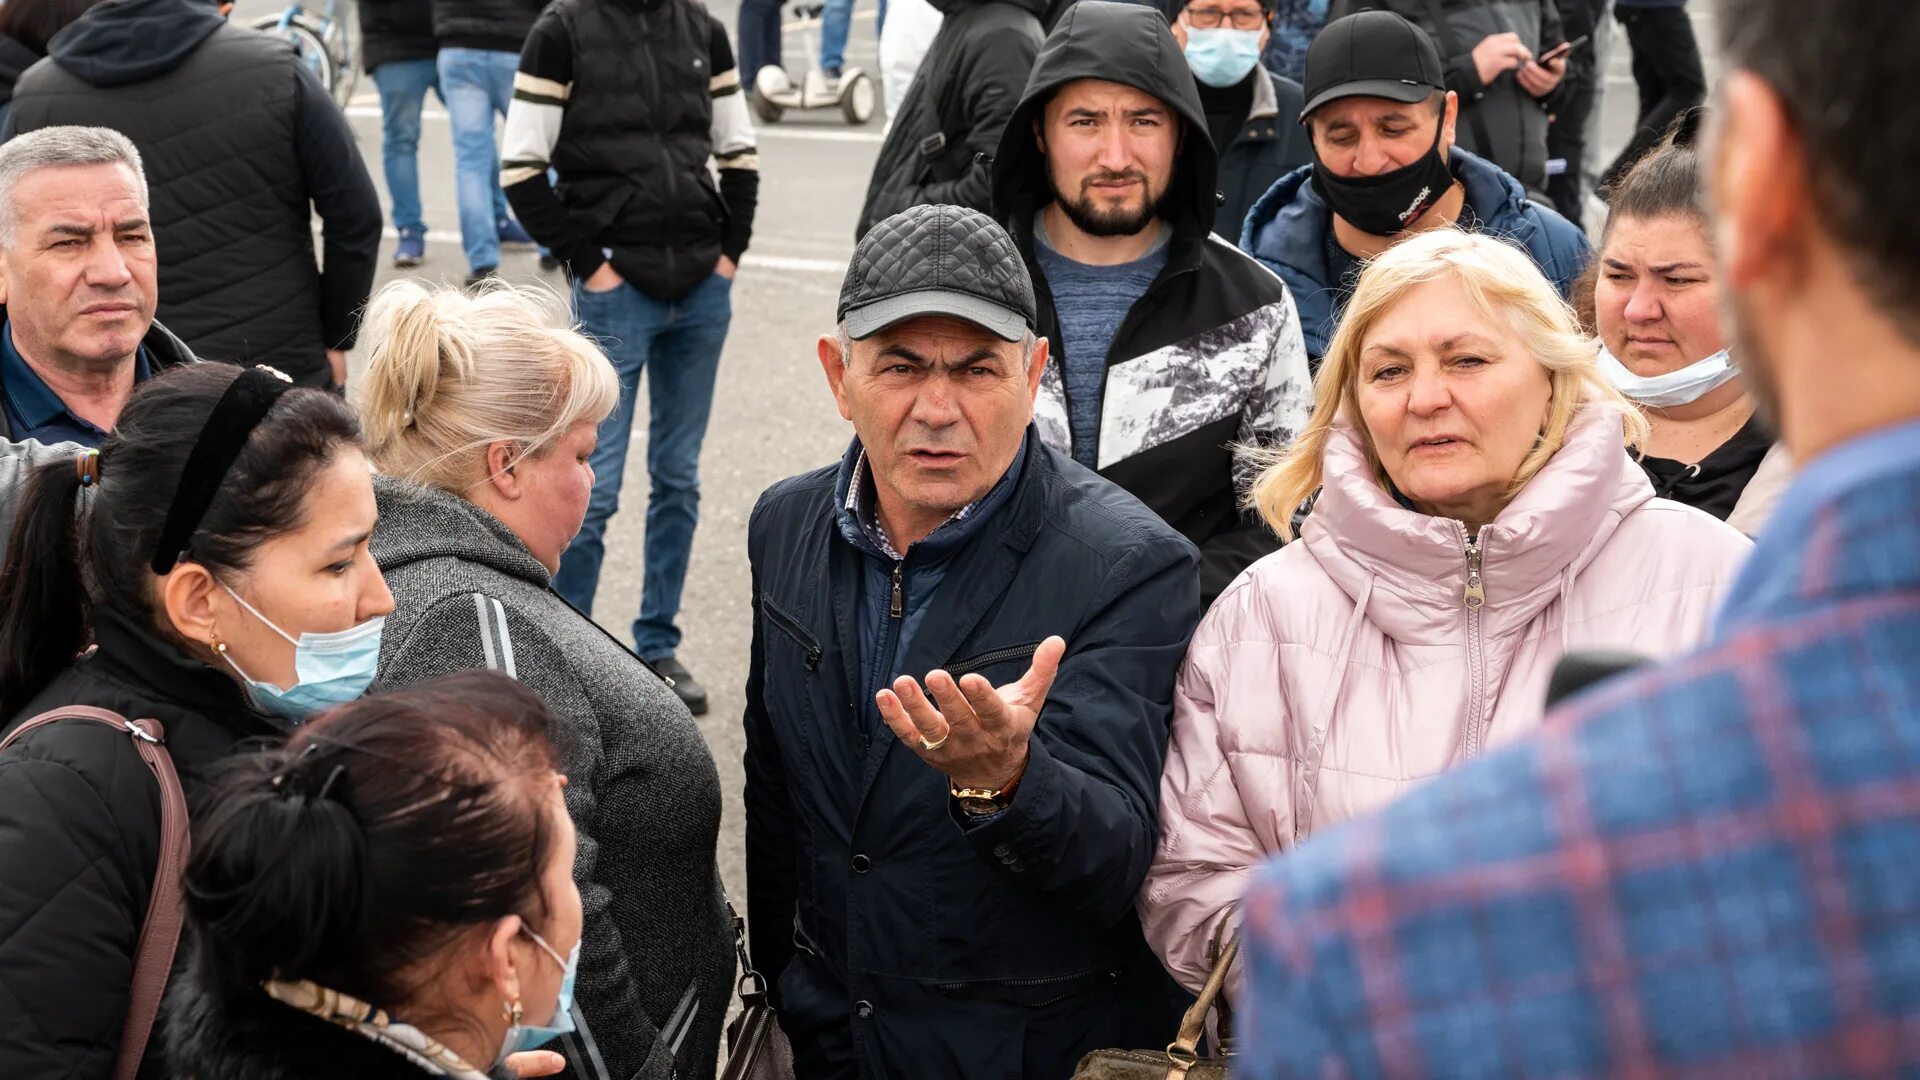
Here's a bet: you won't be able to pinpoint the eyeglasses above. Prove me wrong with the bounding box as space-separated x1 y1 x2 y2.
1184 6 1267 30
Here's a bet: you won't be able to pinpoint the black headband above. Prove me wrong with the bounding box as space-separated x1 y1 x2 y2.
150 365 296 575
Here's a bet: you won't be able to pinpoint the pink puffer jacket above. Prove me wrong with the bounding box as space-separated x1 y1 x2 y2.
1139 405 1752 992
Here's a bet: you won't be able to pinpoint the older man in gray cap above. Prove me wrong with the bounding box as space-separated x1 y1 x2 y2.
741 202 1202 1079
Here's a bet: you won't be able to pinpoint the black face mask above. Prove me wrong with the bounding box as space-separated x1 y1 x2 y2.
1309 119 1455 237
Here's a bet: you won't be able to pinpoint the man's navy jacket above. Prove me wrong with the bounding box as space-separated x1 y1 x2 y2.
743 428 1203 1078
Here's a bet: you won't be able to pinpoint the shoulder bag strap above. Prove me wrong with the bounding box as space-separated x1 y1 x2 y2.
1 706 189 1080
1163 935 1240 1079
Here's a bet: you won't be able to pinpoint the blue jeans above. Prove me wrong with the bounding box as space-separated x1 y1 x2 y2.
555 272 732 659
738 0 784 87
819 0 885 72
371 59 441 233
437 47 515 273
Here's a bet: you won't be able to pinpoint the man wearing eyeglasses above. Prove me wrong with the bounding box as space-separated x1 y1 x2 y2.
990 1 1313 603
1165 0 1312 241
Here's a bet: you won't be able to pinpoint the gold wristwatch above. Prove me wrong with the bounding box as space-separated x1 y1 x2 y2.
951 770 1024 816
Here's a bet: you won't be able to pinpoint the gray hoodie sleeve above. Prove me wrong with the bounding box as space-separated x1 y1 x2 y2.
0 438 86 558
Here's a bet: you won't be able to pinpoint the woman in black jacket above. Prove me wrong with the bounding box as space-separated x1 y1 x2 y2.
165 672 582 1080
0 363 394 1078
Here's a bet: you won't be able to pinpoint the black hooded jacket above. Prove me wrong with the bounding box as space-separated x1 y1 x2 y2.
8 0 382 386
854 0 1047 238
991 1 1313 601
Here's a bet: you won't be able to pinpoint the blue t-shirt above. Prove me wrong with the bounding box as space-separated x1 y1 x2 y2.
0 319 152 447
1031 215 1170 468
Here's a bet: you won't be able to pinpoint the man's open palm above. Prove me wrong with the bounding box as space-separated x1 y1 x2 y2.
877 636 1067 790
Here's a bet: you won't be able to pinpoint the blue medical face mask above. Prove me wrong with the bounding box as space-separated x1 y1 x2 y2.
1183 26 1264 88
497 929 580 1060
1596 344 1740 408
216 582 383 722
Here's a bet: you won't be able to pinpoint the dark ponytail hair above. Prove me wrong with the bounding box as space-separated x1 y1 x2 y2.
0 363 361 717
1602 107 1708 240
182 671 565 1012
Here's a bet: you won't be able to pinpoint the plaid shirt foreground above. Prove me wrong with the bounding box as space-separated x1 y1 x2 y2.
1239 422 1920 1079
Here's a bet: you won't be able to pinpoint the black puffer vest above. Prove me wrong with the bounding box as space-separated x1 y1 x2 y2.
429 0 544 52
549 0 726 301
11 26 327 381
360 0 438 72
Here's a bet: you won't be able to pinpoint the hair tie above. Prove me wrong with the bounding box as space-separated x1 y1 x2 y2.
150 365 295 575
75 449 101 487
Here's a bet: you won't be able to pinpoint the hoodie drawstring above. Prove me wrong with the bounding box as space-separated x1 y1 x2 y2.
1294 573 1372 846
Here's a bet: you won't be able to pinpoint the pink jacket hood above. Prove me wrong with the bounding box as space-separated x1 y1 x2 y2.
1305 403 1657 644
1140 405 1753 994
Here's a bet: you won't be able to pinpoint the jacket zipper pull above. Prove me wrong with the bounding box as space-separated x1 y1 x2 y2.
890 560 904 619
1464 539 1485 609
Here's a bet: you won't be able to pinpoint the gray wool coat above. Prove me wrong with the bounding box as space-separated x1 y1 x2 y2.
370 475 733 1080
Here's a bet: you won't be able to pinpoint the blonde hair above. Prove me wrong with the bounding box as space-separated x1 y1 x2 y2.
356 280 619 494
1248 228 1649 539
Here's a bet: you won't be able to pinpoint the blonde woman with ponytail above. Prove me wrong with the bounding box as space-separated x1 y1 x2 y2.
357 280 736 1080
1138 229 1751 995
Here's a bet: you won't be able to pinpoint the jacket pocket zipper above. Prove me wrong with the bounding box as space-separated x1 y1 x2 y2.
762 598 823 671
948 642 1042 677
933 968 1120 1008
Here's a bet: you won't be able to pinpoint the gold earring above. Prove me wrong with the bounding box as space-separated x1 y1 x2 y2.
503 997 524 1026
209 624 227 656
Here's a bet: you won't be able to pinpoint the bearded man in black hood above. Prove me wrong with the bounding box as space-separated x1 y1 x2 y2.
992 0 1312 603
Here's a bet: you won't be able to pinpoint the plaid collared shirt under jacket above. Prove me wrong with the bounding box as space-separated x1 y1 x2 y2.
1237 421 1920 1079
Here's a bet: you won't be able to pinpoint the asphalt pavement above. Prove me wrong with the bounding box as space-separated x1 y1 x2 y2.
234 0 1720 905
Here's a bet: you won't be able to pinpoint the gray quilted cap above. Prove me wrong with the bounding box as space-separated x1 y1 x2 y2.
838 203 1037 342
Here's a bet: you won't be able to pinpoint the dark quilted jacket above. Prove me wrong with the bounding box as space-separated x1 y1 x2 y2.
10 0 382 385
430 0 545 51
0 605 284 1080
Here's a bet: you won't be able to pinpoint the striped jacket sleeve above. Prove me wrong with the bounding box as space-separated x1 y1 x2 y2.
706 14 759 261
501 10 609 280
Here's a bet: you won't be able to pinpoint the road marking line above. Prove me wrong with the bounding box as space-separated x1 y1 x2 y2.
353 226 847 275
756 127 883 143
781 9 876 33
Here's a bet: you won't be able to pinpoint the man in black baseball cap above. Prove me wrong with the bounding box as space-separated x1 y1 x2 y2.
742 201 1202 1079
1240 9 1590 362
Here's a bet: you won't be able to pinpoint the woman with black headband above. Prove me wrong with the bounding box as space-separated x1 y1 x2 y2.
0 362 393 1079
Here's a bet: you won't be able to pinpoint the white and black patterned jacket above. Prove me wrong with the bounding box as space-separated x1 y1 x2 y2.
991 2 1312 601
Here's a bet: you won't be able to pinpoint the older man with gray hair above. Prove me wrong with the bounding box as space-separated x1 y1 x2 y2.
0 125 195 447
743 202 1203 1078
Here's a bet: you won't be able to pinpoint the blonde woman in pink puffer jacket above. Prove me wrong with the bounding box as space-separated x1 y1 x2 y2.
1139 229 1752 993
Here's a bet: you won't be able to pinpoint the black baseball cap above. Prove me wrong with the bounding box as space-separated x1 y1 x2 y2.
838 204 1037 342
1300 10 1446 121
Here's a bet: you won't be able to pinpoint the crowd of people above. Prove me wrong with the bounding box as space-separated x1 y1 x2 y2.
0 0 1916 1078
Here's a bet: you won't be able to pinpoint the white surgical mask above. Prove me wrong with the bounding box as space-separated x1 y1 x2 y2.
1597 344 1741 408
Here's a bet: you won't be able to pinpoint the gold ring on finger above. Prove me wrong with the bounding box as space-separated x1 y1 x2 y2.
920 734 949 752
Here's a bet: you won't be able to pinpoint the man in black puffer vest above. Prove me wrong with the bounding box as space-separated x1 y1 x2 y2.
502 0 759 718
7 0 382 390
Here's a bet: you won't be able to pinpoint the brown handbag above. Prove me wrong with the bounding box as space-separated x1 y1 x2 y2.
1069 936 1239 1080
0 707 190 1080
719 901 795 1080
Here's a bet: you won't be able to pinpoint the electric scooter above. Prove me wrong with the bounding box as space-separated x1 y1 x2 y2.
750 0 878 125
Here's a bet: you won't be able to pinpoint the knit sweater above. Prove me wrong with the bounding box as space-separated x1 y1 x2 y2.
369 476 733 1080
